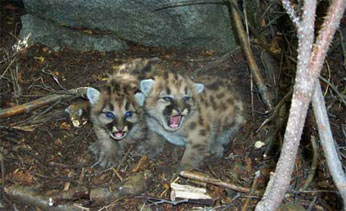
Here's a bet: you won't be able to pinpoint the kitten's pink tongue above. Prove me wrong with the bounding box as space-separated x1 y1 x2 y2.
169 115 182 128
115 132 124 137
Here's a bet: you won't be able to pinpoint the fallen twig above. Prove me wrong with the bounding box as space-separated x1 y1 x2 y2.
179 171 250 193
132 156 148 173
10 64 22 104
229 0 273 110
0 57 15 80
42 67 66 90
111 167 123 181
116 145 134 171
139 196 188 206
0 87 88 119
241 170 261 211
97 196 125 211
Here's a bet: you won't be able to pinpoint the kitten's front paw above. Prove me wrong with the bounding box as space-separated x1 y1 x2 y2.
88 143 120 168
88 143 100 156
210 144 224 158
136 143 163 158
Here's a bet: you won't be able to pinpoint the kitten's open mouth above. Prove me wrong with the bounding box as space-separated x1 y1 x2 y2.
109 131 128 140
167 115 184 129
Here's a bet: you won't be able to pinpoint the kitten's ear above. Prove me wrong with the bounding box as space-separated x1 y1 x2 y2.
139 79 155 96
135 92 145 106
194 83 204 94
86 87 101 106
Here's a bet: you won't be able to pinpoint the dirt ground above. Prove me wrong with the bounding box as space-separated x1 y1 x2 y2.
1 3 346 211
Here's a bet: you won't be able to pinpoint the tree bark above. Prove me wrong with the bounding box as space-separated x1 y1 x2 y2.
312 80 346 207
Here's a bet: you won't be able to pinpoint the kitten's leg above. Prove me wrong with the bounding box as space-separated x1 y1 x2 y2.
210 141 224 157
213 117 244 157
210 128 225 158
137 130 165 158
89 128 123 168
179 126 210 170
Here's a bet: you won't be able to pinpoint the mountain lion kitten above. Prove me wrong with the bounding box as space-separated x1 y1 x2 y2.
86 68 146 168
137 64 245 170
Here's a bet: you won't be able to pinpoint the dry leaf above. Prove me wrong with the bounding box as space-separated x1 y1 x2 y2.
112 64 120 70
245 157 252 172
34 56 45 63
254 141 265 148
10 170 35 184
203 50 216 56
42 47 49 53
54 138 63 145
83 30 93 34
60 122 71 130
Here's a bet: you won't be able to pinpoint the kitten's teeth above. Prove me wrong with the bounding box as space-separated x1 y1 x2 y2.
172 109 179 115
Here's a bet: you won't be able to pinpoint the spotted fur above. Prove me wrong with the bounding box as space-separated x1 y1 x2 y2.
86 69 146 168
137 65 244 170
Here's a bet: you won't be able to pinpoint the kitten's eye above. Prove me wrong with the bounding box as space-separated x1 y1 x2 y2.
163 96 173 101
183 96 191 101
104 112 115 119
124 111 133 118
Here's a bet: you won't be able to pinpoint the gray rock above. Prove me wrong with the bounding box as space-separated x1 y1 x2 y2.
22 0 237 52
19 14 129 52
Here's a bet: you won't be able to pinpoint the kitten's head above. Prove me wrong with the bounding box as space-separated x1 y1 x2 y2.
87 75 144 140
138 71 204 131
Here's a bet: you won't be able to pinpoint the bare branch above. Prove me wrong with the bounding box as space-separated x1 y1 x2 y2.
255 1 316 209
312 80 346 206
281 0 301 28
0 87 88 119
229 0 273 110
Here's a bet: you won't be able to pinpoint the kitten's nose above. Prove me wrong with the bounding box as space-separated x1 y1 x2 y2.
114 126 128 132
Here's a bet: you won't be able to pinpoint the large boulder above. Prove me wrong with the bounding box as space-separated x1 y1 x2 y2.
20 14 129 52
22 0 238 52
